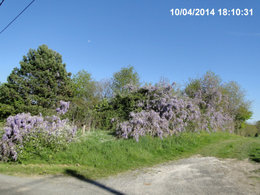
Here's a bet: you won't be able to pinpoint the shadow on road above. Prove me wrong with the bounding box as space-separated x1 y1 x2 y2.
65 169 125 195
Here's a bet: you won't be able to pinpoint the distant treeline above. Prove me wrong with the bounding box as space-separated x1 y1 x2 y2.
0 44 257 136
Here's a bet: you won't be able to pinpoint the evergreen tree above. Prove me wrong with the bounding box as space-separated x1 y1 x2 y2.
0 45 73 117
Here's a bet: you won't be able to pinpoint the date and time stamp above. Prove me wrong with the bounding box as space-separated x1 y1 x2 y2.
170 8 254 16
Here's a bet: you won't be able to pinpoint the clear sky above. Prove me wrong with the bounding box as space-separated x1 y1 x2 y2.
0 0 259 122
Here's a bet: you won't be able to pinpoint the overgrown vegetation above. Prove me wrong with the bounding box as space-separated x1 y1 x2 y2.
0 101 77 162
0 131 259 178
0 45 258 178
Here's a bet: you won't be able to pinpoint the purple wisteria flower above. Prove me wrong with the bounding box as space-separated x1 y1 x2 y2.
56 100 70 115
0 101 77 161
115 83 234 141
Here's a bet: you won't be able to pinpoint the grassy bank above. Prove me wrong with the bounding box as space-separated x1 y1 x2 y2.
0 131 259 179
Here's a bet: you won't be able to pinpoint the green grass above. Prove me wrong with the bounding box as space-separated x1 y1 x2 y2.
198 136 260 160
0 131 259 179
249 148 260 162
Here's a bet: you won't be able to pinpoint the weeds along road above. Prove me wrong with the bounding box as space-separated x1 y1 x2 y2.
0 156 259 195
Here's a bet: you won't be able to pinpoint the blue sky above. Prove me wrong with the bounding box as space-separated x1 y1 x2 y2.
0 0 259 122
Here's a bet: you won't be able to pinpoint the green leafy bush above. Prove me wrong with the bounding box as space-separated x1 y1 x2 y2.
18 123 76 163
0 101 77 162
238 123 258 137
94 88 147 130
249 148 260 162
0 103 15 120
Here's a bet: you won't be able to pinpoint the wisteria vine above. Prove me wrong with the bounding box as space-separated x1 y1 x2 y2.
0 101 77 161
115 84 234 141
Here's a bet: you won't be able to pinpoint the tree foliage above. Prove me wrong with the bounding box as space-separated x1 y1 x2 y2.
185 72 252 131
0 45 73 118
96 79 113 100
112 65 140 95
222 81 252 130
68 70 100 127
72 70 98 103
238 123 258 137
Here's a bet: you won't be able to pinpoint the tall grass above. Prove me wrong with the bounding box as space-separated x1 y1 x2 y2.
2 131 258 179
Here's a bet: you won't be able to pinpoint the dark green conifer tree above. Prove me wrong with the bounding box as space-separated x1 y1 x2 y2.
0 45 73 118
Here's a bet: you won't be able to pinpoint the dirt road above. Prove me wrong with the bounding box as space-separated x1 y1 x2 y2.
0 156 259 195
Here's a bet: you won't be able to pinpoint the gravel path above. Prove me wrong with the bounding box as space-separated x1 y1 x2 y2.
0 156 259 195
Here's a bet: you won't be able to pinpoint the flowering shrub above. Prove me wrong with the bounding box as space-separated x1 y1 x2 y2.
115 83 234 141
0 101 77 161
94 88 147 130
185 72 234 132
56 100 70 115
